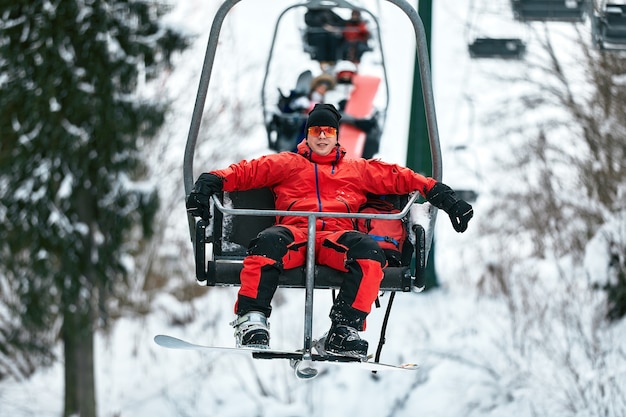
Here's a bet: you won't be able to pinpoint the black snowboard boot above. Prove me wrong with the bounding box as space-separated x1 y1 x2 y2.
231 311 270 349
323 300 368 359
325 324 369 359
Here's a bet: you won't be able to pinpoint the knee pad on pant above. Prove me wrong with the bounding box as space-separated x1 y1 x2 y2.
338 231 386 267
247 226 294 262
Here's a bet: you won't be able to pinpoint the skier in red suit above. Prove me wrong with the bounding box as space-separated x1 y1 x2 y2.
187 104 473 358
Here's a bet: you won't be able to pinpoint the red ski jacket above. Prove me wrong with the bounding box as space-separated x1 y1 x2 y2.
210 140 437 232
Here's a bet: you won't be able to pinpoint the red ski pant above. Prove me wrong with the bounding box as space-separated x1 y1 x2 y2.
235 225 386 318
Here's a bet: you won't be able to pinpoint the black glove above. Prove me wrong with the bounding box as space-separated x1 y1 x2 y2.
426 182 473 233
186 173 223 221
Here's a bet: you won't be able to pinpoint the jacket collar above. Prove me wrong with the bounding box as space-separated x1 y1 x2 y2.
296 139 346 164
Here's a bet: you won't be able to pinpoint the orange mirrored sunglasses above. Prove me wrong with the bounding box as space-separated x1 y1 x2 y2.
307 126 337 137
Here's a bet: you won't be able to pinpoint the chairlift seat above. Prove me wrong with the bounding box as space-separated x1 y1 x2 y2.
512 0 587 22
468 38 526 59
194 188 426 292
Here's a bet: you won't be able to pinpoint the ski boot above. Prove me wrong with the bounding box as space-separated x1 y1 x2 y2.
231 311 270 349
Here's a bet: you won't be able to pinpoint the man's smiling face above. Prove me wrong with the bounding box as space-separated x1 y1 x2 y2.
307 126 337 156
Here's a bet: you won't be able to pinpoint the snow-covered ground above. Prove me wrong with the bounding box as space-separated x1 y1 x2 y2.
1 1 624 416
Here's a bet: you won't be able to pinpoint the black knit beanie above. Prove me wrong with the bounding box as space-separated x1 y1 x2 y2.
306 103 342 131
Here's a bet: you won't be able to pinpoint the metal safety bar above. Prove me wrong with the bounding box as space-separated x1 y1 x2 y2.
212 191 420 220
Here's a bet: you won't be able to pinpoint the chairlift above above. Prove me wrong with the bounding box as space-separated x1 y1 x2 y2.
468 37 527 59
182 0 443 365
593 3 626 50
511 0 589 22
301 4 373 64
261 0 390 159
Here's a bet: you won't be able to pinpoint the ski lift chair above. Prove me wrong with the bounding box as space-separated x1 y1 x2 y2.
194 188 426 292
594 4 626 50
511 0 588 22
468 37 526 59
183 0 443 361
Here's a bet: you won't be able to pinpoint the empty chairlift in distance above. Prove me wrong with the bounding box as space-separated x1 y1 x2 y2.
511 0 588 22
468 37 527 59
593 3 626 50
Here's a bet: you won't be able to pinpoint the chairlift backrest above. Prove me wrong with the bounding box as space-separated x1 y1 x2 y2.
511 0 588 22
468 37 526 59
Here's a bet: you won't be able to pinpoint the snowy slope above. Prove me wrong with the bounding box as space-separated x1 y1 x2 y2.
1 1 624 416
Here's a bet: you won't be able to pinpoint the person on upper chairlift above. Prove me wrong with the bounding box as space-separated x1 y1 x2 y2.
308 73 336 105
276 73 337 151
329 60 357 111
280 73 336 114
186 104 474 359
276 62 379 156
304 7 346 66
327 60 380 157
341 10 371 64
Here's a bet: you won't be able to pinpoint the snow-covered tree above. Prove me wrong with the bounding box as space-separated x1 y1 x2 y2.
0 1 187 416
481 23 626 316
471 23 626 417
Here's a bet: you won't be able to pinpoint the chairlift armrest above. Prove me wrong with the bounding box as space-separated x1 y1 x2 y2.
412 224 426 292
195 218 208 282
